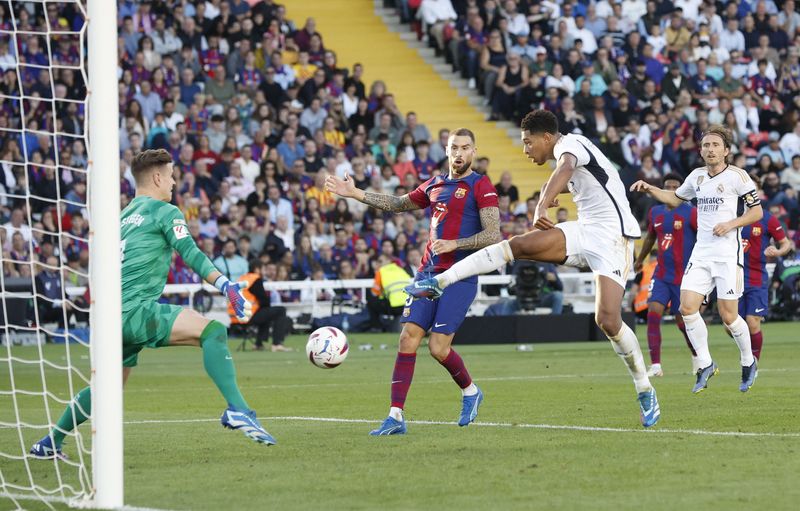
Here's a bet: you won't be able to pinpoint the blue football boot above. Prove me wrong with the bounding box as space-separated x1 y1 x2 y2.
692 361 719 393
369 416 407 436
404 278 444 299
220 407 277 445
458 387 484 427
740 360 758 392
29 435 66 460
637 388 660 428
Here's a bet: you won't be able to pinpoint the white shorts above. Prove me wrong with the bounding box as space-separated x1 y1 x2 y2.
556 221 634 289
680 258 744 300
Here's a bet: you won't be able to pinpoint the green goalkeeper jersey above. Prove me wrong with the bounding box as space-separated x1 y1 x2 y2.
120 196 217 312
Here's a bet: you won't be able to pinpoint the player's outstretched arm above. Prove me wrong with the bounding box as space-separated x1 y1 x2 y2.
325 174 421 212
630 181 684 208
160 205 252 320
535 153 576 230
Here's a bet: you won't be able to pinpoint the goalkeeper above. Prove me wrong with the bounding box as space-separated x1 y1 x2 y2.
31 149 276 459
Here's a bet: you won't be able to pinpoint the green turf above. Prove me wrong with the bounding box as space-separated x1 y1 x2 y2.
2 321 799 511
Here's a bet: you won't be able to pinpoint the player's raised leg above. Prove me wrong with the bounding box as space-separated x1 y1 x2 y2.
370 322 426 435
717 298 757 392
170 309 276 444
406 228 567 298
595 275 659 428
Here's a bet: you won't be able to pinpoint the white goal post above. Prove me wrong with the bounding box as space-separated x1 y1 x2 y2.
87 0 122 508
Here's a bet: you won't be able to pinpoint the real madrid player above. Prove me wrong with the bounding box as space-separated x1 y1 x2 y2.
407 110 661 428
630 125 763 393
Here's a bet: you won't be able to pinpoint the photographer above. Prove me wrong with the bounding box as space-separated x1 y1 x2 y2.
486 260 564 315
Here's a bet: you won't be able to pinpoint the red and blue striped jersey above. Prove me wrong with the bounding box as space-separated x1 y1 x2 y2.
741 212 786 289
409 172 498 275
647 203 697 284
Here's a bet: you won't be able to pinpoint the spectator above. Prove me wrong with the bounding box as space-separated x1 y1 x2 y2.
267 185 294 231
495 171 519 205
205 65 236 106
213 239 248 281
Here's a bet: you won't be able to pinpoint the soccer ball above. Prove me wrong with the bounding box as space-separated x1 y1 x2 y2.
306 327 349 369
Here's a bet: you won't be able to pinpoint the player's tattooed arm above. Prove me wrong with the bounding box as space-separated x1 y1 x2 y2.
455 207 502 249
361 192 420 212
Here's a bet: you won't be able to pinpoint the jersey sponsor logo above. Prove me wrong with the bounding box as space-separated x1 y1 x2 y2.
751 226 762 237
431 203 448 230
673 220 683 230
726 288 735 295
698 197 724 213
755 307 765 313
173 219 187 225
654 222 663 227
121 214 145 227
613 269 622 277
455 188 467 199
483 192 497 198
173 224 190 240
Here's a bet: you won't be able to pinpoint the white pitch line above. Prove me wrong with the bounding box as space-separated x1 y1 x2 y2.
123 415 800 438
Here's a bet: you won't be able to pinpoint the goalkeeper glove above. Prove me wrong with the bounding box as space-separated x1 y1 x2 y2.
214 276 253 321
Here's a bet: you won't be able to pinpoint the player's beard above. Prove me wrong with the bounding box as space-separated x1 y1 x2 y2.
450 156 471 176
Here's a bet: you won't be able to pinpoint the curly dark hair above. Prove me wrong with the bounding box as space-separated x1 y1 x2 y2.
520 110 559 134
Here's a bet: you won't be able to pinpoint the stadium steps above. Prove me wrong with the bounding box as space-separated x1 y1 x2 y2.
281 0 563 202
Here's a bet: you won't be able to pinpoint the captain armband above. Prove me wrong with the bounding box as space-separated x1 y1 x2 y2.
741 190 761 208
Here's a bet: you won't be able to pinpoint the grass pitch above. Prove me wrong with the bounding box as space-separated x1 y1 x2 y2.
2 321 799 511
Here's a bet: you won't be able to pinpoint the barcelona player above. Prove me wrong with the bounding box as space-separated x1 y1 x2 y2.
326 128 501 435
739 178 793 360
633 174 698 377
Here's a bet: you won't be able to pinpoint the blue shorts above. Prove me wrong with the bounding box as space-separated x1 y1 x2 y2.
648 279 681 315
739 287 768 318
401 276 477 335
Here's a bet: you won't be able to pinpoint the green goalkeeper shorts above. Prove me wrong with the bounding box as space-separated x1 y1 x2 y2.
122 302 183 367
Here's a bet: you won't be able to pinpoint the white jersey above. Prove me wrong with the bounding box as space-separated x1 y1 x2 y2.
553 134 641 238
675 164 759 264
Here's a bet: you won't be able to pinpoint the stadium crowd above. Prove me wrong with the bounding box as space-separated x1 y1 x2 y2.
1 0 799 313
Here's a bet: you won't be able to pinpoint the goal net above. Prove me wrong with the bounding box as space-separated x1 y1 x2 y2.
0 1 121 509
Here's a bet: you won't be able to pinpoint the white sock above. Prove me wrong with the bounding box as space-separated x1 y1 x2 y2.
682 312 712 369
389 406 403 421
725 316 755 367
462 383 478 396
609 323 652 394
436 240 514 288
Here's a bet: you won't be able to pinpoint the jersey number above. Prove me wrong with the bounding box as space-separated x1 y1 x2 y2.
660 233 673 251
120 239 127 262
